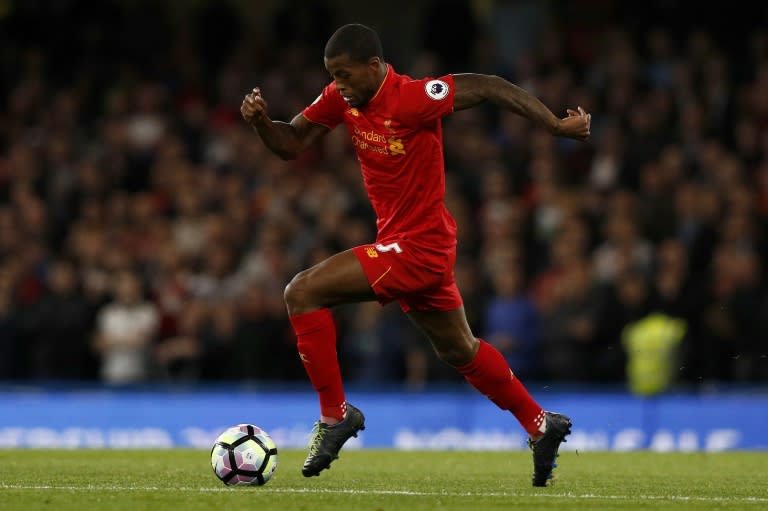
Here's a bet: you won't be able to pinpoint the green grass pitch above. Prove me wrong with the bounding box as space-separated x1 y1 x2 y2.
1 449 766 510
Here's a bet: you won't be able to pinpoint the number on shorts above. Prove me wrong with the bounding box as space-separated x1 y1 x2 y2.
375 242 403 254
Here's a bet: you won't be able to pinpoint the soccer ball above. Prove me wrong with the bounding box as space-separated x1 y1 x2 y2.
210 424 278 486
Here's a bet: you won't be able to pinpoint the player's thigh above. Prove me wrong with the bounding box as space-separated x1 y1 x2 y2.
407 307 478 365
285 249 376 310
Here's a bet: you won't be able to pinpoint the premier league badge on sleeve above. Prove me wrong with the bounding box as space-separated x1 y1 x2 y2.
425 79 450 100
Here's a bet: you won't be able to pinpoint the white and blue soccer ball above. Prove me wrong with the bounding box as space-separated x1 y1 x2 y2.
210 424 278 486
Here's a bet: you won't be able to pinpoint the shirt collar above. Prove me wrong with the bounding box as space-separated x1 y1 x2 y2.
365 63 392 110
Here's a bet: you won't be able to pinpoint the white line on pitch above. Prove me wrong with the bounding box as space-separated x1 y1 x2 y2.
0 484 766 503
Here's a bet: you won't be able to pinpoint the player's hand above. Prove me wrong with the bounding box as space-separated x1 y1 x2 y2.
241 88 269 126
557 106 591 141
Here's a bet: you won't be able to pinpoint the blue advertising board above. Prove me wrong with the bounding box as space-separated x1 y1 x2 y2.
0 385 766 451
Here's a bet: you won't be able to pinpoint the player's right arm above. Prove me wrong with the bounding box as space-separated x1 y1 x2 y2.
241 88 330 160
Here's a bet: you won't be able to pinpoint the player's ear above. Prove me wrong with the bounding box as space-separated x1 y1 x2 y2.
368 56 382 69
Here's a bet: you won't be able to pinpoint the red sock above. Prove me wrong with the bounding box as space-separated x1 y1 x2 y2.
456 339 545 436
289 308 346 421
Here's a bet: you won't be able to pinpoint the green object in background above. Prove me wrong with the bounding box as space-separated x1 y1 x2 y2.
623 313 687 396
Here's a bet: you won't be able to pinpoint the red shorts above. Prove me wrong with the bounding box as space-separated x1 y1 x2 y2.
352 236 463 313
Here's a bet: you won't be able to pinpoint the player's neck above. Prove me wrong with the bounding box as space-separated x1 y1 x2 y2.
374 62 388 88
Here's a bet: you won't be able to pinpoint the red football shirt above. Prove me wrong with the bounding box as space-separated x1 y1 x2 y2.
302 64 457 248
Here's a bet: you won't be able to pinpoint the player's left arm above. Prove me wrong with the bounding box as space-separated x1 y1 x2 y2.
452 73 591 141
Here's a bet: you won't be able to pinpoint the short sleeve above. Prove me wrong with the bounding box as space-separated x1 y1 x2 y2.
302 83 346 130
395 74 455 126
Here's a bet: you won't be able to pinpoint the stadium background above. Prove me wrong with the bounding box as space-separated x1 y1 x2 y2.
0 0 767 450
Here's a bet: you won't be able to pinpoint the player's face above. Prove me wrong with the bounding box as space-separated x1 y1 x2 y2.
324 54 383 108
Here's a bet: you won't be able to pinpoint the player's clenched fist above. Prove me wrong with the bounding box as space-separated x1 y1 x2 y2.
241 88 268 125
558 106 591 141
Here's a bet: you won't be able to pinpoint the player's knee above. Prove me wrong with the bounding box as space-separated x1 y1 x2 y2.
283 270 314 314
434 337 478 366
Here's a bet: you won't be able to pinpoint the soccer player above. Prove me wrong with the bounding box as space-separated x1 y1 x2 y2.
241 24 591 487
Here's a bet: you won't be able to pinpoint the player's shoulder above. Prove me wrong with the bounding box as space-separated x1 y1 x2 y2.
392 68 453 99
390 67 430 90
310 80 345 108
321 80 341 98
382 65 454 124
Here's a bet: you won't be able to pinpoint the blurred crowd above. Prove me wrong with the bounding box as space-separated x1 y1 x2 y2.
1 1 767 387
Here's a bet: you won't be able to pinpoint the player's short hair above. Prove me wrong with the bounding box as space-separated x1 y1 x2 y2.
324 24 384 63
